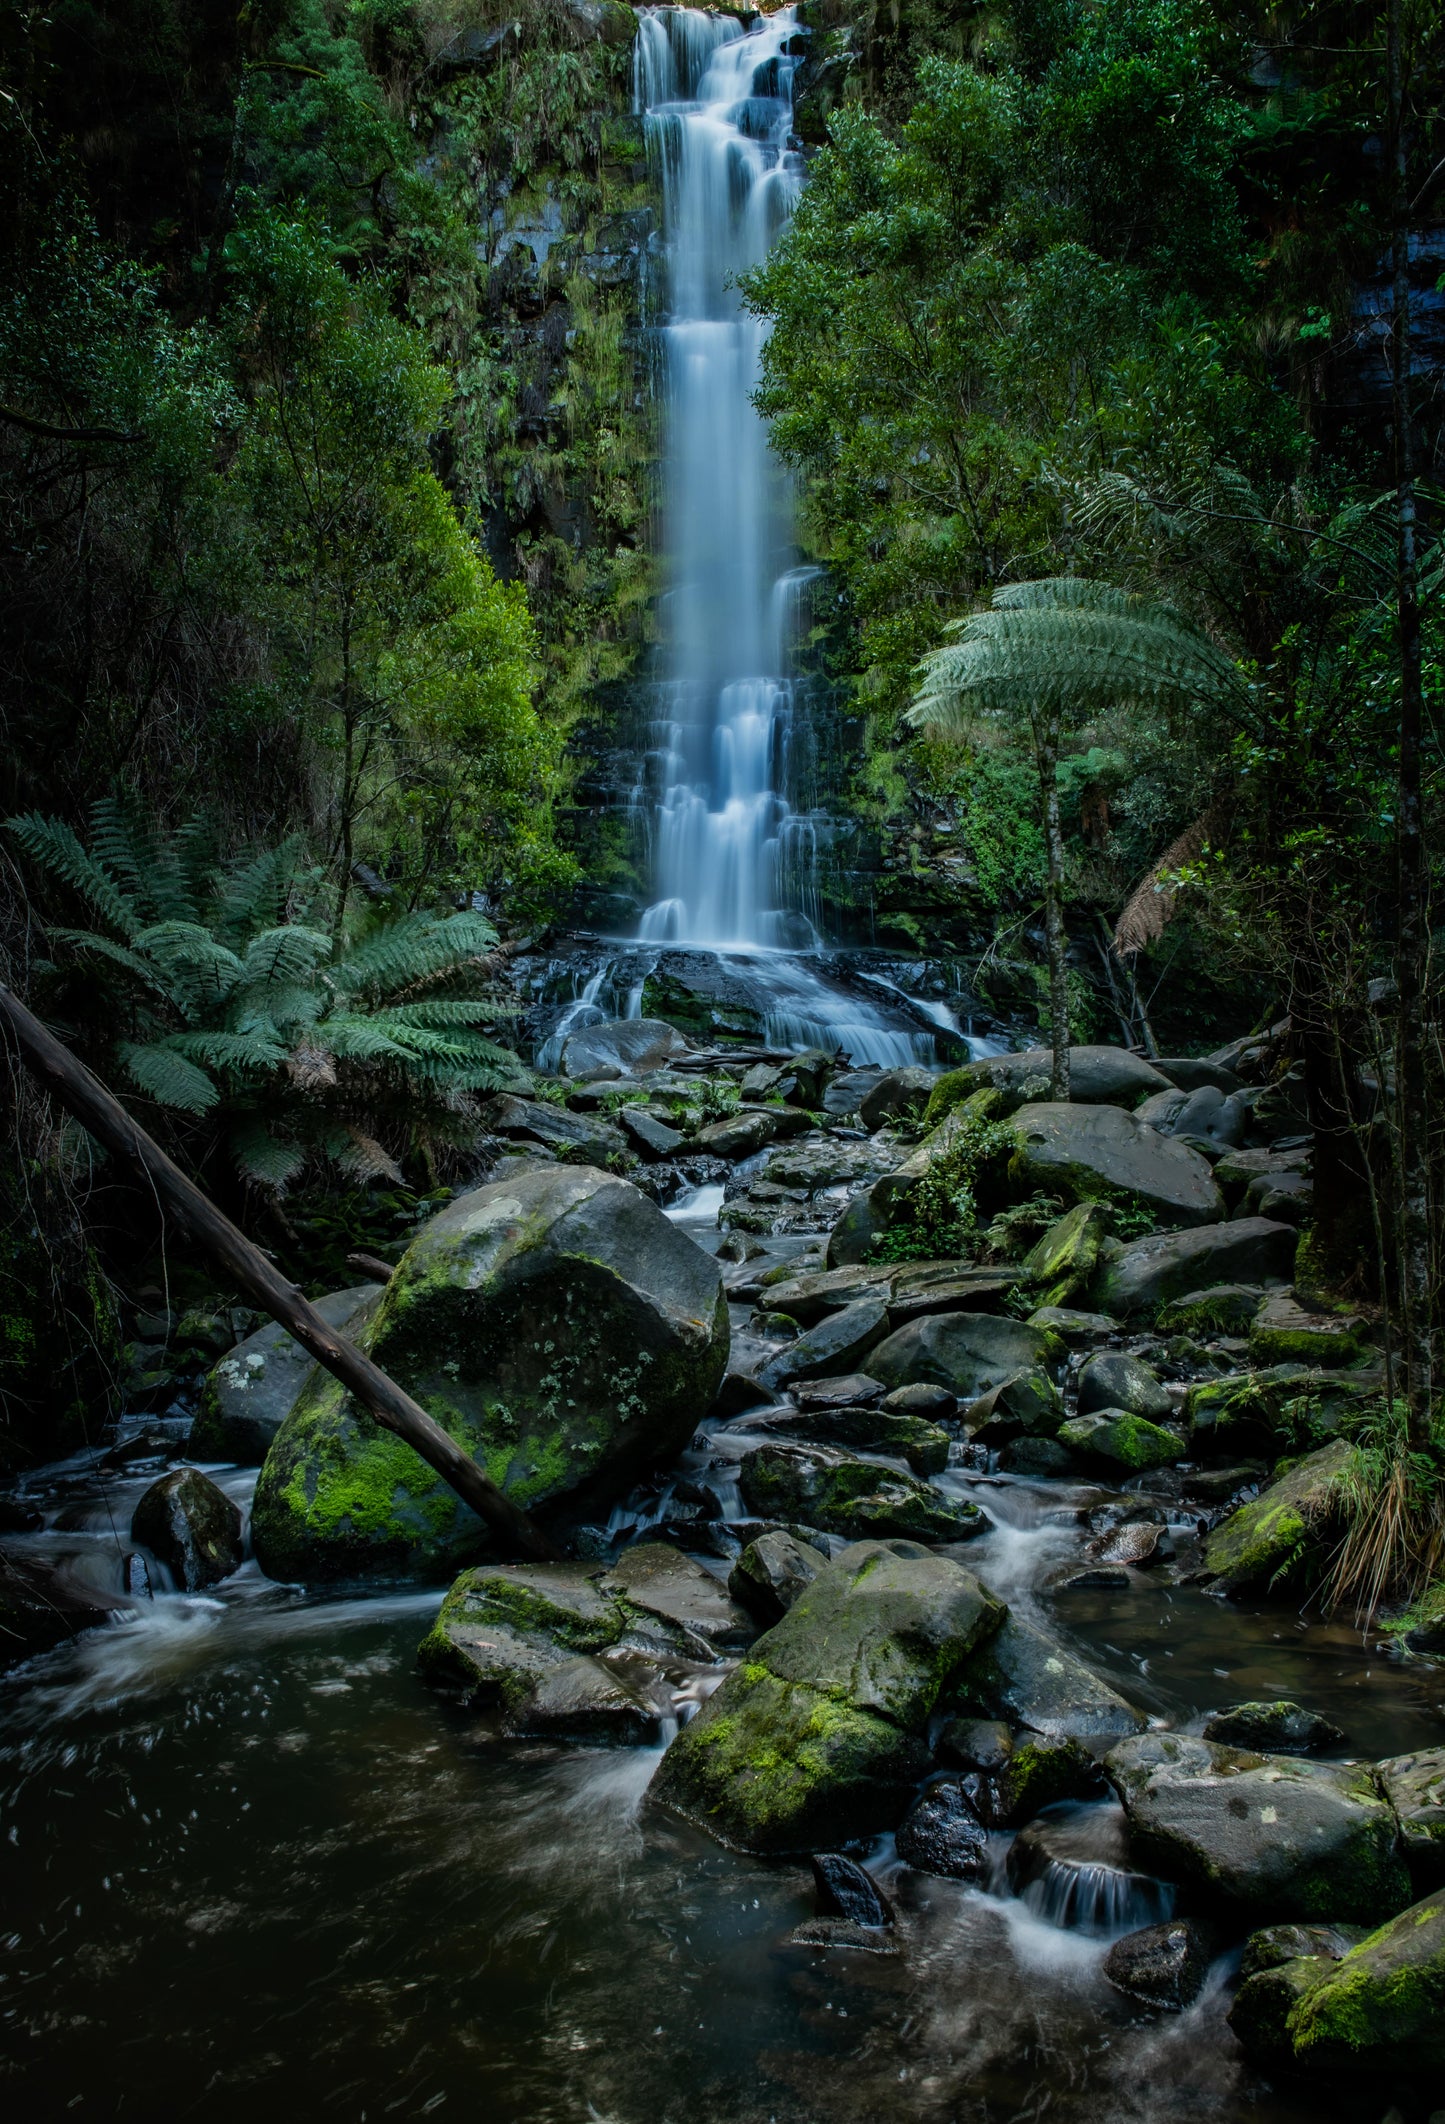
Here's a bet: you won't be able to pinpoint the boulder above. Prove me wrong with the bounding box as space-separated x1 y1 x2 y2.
935 1716 1013 1772
822 1067 886 1118
775 1405 952 1476
1009 1103 1224 1228
620 1107 686 1158
1202 1438 1353 1593
560 1017 691 1079
1104 1731 1412 1922
1020 1201 1109 1306
1286 1889 1445 2079
811 1851 895 1927
728 1530 828 1625
1095 1218 1297 1315
1077 1350 1172 1421
760 1296 890 1389
1157 1084 1249 1152
131 1467 243 1590
958 1732 1100 1826
252 1167 728 1582
1375 1750 1445 1887
0 1549 123 1670
895 1778 990 1879
1249 1295 1364 1368
1026 1305 1119 1344
885 1263 1026 1322
867 1311 1058 1402
694 1107 808 1159
1058 1410 1181 1473
1202 1701 1345 1755
795 1373 885 1409
963 1369 1064 1443
948 1046 1173 1109
1157 1284 1267 1335
482 1093 628 1165
649 1539 1005 1851
858 1066 936 1130
192 1284 384 1463
755 1263 894 1325
955 1612 1146 1741
601 1542 753 1654
507 1653 669 1746
738 1443 985 1543
882 1381 958 1418
1154 1056 1244 1096
1103 1918 1217 2011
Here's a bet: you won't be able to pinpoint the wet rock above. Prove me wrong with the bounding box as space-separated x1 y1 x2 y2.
1062 1565 1131 1589
100 1430 179 1470
1228 1950 1339 2059
1213 1144 1309 1199
1158 1283 1267 1335
755 1262 894 1324
1249 1295 1365 1368
1077 1351 1172 1422
600 1543 754 1654
560 1017 692 1079
760 1296 890 1389
191 1284 384 1464
728 1530 829 1625
1058 1410 1181 1473
1155 1057 1245 1097
951 1046 1174 1109
482 1093 629 1166
1239 1921 1367 1979
1095 1219 1297 1316
694 1107 811 1159
739 1442 985 1544
895 1778 990 1879
1088 1519 1168 1568
881 1380 958 1418
1007 1803 1168 1928
998 1435 1073 1474
1286 1888 1445 2079
955 1612 1146 1742
1202 1439 1353 1593
783 1915 901 1954
620 1108 686 1158
794 1373 885 1409
964 1368 1064 1444
775 1405 952 1476
650 1539 1004 1852
1182 1463 1267 1506
858 1066 936 1130
253 1167 728 1582
811 1850 895 1926
0 1548 123 1669
506 1652 667 1746
1020 1201 1109 1306
1026 1305 1119 1344
935 1716 1013 1772
1103 1917 1217 2012
1374 1750 1445 1886
885 1264 1026 1323
1009 1103 1223 1229
822 1068 886 1118
131 1467 243 1590
121 1550 153 1599
1104 1730 1413 1921
868 1311 1058 1403
960 1732 1101 1826
1202 1700 1345 1755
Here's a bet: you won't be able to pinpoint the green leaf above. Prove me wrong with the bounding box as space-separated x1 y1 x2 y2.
118 1040 219 1114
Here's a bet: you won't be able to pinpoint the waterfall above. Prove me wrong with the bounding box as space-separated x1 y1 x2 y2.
634 6 813 952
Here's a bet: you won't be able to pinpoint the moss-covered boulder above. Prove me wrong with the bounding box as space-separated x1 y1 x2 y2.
253 1167 728 1582
1285 1890 1445 2079
1157 1283 1267 1335
738 1442 984 1542
773 1404 952 1475
958 1731 1100 1826
1202 1438 1353 1593
1009 1102 1223 1228
1249 1295 1365 1368
1077 1349 1172 1421
1020 1201 1109 1307
1104 1731 1412 1923
649 1538 1005 1851
963 1368 1063 1443
929 1047 1172 1116
1375 1750 1445 1888
1058 1409 1181 1472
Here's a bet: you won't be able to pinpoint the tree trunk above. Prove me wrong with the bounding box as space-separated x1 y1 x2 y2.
0 984 561 1563
1039 715 1071 1099
1388 0 1435 1444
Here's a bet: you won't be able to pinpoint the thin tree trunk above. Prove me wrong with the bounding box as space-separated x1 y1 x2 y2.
1039 713 1071 1100
0 984 561 1563
1388 0 1434 1444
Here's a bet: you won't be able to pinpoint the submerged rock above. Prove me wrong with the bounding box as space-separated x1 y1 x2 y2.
1103 1917 1217 2012
252 1167 728 1582
1104 1730 1412 1922
192 1283 384 1464
650 1539 1005 1852
131 1467 243 1590
738 1442 984 1543
1008 1102 1223 1228
1202 1700 1345 1755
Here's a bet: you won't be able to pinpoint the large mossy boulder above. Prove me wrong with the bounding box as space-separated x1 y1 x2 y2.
1105 1731 1412 1922
1009 1102 1223 1228
253 1168 728 1582
867 1311 1058 1402
1020 1201 1109 1306
1202 1438 1353 1593
1096 1218 1297 1315
192 1283 384 1464
1283 1889 1445 2079
650 1538 1005 1851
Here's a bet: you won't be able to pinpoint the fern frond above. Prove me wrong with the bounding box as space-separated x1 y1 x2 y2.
315 1016 410 1062
229 1121 307 1190
331 1126 404 1183
118 1039 219 1114
6 812 141 939
135 921 243 990
47 927 170 990
330 910 497 997
380 997 522 1026
212 834 314 947
166 1028 289 1073
236 925 333 993
1113 806 1226 956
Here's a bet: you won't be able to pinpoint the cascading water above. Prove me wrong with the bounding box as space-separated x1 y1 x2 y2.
633 7 811 952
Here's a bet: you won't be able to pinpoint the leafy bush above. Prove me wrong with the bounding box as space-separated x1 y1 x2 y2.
9 802 525 1190
870 1107 1016 1263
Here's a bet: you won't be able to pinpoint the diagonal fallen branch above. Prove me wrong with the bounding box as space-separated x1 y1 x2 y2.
0 982 560 1564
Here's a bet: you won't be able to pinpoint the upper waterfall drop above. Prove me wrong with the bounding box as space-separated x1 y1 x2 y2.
634 6 815 951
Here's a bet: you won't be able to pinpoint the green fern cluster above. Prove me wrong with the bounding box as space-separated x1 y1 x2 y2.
8 803 524 1190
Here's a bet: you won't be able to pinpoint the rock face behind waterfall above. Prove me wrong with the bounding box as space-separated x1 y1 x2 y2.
252 1167 728 1582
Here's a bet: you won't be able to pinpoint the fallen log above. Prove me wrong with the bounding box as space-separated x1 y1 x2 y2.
0 983 559 1564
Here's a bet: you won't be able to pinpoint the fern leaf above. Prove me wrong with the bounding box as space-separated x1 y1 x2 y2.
380 998 522 1026
331 1127 404 1184
331 910 497 998
167 1028 288 1073
47 927 169 990
118 1040 219 1114
236 925 332 994
285 1043 338 1090
6 812 142 939
229 1122 307 1191
1113 808 1225 956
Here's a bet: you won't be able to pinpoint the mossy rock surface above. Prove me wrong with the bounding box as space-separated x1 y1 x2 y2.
650 1539 1003 1851
1020 1201 1108 1307
738 1442 984 1543
953 1612 1146 1741
192 1283 383 1465
252 1167 728 1582
1058 1409 1180 1472
1105 1731 1413 1924
1008 1101 1223 1229
1202 1438 1353 1593
868 1310 1058 1401
1285 1890 1445 2078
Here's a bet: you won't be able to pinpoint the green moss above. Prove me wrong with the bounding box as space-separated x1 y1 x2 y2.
1203 1438 1354 1590
1286 1893 1445 2071
1058 1410 1180 1471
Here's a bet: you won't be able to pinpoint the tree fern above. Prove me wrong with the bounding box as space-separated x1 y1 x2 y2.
7 813 142 939
118 1040 219 1114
